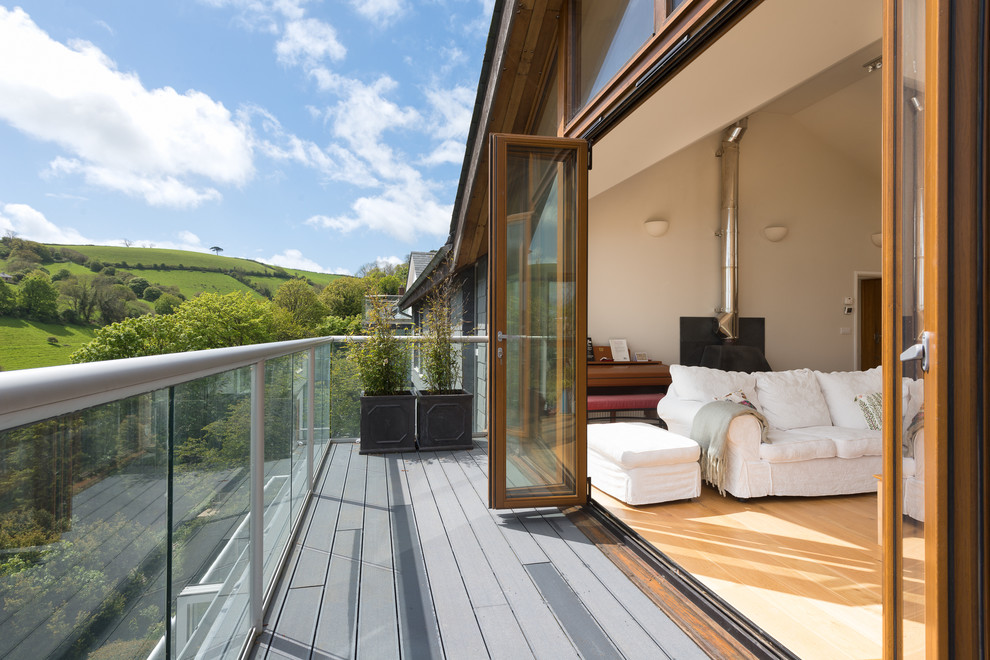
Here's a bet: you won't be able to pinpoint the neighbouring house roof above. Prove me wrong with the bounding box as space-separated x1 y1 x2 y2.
405 251 437 293
0 272 13 282
397 245 450 311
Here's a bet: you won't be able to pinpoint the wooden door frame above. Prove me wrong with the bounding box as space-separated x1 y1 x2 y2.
883 1 988 657
488 133 589 510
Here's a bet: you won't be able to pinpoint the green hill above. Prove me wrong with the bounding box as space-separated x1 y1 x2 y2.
0 318 97 371
0 243 347 370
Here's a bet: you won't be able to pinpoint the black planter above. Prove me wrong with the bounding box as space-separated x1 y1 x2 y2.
359 391 416 454
416 390 473 451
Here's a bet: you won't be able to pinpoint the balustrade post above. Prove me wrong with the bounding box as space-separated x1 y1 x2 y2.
308 347 315 488
250 359 265 633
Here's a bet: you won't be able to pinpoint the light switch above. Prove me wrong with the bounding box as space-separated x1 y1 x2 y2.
839 327 851 335
843 296 854 305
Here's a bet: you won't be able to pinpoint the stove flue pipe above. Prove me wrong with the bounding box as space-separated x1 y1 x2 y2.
715 119 747 342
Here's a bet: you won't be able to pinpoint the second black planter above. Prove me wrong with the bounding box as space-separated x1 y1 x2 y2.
416 390 473 451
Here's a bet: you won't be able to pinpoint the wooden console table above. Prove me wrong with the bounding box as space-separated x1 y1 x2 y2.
587 361 671 390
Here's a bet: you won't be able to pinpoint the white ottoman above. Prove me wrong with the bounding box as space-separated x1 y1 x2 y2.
588 422 701 505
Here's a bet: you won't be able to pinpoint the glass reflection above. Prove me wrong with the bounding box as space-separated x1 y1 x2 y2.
503 144 579 500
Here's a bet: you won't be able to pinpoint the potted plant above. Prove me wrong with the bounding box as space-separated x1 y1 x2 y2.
416 260 473 450
354 295 414 454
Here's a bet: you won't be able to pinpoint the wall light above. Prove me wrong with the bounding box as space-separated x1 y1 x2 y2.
762 225 789 242
871 232 882 247
644 218 670 237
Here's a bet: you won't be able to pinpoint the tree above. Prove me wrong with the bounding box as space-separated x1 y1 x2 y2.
273 279 327 328
58 276 98 324
210 246 223 256
318 277 367 318
18 272 58 322
93 276 135 325
0 279 16 316
154 293 182 315
127 277 150 297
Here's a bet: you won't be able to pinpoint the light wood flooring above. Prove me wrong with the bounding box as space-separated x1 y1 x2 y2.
593 485 927 660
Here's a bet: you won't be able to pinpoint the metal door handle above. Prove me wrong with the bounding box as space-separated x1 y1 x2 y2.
899 331 930 372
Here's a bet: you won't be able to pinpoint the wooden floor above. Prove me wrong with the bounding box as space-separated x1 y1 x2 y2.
252 440 708 659
593 485 927 660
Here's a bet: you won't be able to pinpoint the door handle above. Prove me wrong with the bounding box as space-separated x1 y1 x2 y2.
899 331 931 372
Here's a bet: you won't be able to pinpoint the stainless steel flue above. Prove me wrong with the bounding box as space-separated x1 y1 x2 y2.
716 119 747 341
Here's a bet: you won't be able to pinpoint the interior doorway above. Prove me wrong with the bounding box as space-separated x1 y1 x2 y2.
859 276 882 370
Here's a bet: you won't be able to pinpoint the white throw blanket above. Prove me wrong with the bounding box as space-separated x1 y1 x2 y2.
690 400 767 494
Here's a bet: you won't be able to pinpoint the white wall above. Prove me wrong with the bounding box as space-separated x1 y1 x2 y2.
588 111 881 372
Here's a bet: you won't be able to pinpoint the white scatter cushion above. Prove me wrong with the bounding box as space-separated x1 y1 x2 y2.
814 367 882 429
668 364 758 404
759 428 836 463
755 368 832 430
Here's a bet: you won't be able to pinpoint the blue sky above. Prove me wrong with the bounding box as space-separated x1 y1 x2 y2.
0 1 492 274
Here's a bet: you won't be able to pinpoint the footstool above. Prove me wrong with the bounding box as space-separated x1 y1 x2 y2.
587 422 701 505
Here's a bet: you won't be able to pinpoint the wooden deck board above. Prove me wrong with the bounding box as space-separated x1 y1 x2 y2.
258 441 707 659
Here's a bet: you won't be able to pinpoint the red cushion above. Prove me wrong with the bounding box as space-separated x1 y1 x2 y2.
587 393 664 411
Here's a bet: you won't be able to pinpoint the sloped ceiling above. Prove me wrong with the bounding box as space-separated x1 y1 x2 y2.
589 0 882 198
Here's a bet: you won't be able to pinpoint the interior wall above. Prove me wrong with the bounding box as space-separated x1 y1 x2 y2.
588 111 881 372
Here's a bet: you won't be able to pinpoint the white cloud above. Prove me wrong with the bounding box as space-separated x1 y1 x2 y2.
422 139 464 166
177 230 201 245
349 0 406 25
425 85 474 140
260 248 347 274
276 18 345 66
305 173 451 242
0 203 92 244
374 255 403 268
0 7 254 208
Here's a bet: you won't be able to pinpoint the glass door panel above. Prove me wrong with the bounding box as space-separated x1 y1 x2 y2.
489 134 587 509
885 0 928 655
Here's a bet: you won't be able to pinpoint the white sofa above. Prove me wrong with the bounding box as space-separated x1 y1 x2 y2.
656 365 925 517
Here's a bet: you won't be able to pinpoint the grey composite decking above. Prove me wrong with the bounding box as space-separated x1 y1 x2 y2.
252 440 708 660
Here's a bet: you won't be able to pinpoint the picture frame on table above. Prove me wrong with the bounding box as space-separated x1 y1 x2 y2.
634 351 650 362
608 338 630 362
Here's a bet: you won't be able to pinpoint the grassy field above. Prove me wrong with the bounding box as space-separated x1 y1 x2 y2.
55 245 284 274
0 319 97 371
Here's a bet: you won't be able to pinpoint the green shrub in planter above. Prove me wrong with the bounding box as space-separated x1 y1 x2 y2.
417 258 472 450
354 296 413 453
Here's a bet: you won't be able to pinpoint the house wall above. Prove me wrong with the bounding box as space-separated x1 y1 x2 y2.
588 111 881 372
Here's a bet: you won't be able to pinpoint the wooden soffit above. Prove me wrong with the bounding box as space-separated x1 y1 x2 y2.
450 0 564 272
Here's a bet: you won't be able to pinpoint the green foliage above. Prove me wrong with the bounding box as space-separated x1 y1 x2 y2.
319 276 367 317
273 278 326 328
154 293 181 315
419 258 461 393
142 286 162 302
316 314 363 336
330 350 361 437
18 272 59 322
127 276 150 296
0 279 15 315
353 296 409 395
71 292 303 362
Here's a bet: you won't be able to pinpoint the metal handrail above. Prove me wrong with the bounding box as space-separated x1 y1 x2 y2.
0 334 488 432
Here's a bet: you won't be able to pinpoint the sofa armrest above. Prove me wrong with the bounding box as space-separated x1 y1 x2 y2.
656 396 706 437
724 413 765 462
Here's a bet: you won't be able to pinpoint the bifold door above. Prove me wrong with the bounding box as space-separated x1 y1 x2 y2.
488 134 588 509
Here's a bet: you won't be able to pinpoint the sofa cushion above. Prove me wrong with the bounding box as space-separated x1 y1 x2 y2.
587 422 700 469
825 426 883 458
755 369 831 430
669 365 760 410
760 428 836 463
814 367 882 429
